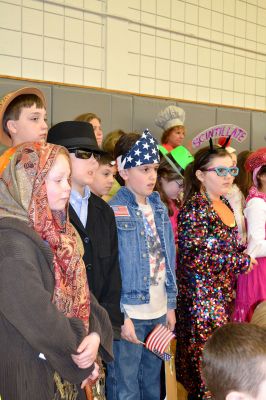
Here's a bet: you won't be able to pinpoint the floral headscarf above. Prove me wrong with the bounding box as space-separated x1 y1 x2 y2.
0 142 90 331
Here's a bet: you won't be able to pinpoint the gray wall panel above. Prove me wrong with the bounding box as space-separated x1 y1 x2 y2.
216 108 251 153
52 86 112 134
132 97 175 141
0 78 262 152
178 102 216 150
251 111 266 150
110 94 133 133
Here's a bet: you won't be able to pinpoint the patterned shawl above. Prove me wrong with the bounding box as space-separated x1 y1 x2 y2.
0 142 90 331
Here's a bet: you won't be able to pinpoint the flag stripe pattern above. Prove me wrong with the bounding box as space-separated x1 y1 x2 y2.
145 324 175 355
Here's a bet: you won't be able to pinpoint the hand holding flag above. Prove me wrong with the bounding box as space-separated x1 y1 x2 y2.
144 324 175 361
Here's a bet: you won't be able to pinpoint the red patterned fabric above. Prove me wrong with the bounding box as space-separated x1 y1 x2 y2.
245 148 266 172
0 142 90 331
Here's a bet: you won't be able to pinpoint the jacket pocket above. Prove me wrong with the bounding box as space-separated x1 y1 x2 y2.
116 221 138 290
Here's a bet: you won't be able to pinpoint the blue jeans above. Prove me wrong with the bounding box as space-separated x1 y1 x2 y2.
105 340 120 400
106 315 166 400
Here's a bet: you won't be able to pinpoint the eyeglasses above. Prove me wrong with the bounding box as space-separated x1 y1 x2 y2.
68 148 101 161
175 180 184 187
203 166 239 177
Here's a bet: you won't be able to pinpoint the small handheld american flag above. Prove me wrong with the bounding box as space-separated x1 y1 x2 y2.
145 324 175 361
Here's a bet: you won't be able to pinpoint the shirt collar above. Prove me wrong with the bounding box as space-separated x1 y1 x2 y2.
70 185 91 203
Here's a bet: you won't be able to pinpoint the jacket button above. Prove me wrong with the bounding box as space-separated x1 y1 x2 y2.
84 237 90 243
142 253 146 258
143 276 147 281
141 296 145 300
124 224 128 228
136 212 140 216
140 231 145 236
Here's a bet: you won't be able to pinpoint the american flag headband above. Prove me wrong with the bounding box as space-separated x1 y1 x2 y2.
116 129 160 171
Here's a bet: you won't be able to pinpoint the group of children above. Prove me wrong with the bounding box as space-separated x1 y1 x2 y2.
0 86 177 400
0 86 266 400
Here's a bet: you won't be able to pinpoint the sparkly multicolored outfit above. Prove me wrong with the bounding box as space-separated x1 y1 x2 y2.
176 192 250 399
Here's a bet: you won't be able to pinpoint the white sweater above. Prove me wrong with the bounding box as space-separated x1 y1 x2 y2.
244 197 266 258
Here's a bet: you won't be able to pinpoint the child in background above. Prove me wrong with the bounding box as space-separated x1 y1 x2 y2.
218 137 247 245
202 323 266 400
155 158 183 245
102 129 125 202
156 146 194 245
0 86 47 146
234 150 253 198
233 148 266 322
90 153 116 198
0 86 47 172
102 130 125 157
109 130 177 400
75 112 103 147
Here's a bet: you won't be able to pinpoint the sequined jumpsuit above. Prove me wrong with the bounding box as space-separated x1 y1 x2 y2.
176 193 250 399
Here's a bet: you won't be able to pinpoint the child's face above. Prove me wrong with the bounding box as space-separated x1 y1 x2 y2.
160 177 183 200
121 163 159 204
69 152 99 195
7 104 48 146
90 164 116 197
90 118 103 147
196 155 234 200
45 153 71 211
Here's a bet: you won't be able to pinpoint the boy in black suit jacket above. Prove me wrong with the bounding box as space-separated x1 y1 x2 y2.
48 121 123 338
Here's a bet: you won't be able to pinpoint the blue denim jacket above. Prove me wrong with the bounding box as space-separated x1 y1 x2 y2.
109 187 177 310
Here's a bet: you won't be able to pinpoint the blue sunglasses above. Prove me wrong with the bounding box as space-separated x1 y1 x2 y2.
203 166 239 177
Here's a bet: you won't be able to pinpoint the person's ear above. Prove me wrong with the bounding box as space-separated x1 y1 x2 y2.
6 120 17 136
195 169 204 183
119 169 129 181
226 391 250 400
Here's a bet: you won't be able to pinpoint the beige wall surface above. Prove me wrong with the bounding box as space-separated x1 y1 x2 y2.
0 0 266 110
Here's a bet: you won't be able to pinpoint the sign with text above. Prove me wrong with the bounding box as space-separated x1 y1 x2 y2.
192 124 248 148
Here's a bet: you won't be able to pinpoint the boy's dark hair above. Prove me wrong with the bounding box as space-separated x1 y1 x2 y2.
183 145 230 203
98 153 115 166
3 94 45 136
202 323 266 400
114 132 141 186
114 132 141 159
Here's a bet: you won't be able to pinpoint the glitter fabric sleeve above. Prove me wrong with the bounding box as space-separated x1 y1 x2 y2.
176 192 250 400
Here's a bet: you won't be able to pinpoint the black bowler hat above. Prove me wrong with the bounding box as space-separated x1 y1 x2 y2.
47 120 104 154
